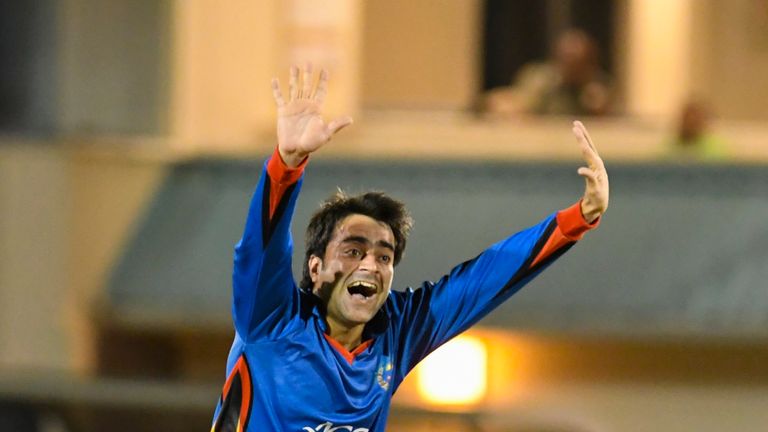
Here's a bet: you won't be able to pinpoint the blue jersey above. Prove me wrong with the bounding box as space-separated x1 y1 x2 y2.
211 152 597 431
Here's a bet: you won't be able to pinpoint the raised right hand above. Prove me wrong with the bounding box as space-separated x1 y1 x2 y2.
271 64 353 167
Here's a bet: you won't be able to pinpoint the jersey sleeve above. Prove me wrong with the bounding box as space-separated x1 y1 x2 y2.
389 202 598 383
231 148 307 341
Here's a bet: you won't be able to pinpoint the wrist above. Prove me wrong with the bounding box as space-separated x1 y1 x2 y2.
268 146 306 185
580 200 601 224
278 148 308 169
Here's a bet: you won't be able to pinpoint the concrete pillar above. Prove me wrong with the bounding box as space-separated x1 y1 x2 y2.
168 0 362 152
624 0 694 119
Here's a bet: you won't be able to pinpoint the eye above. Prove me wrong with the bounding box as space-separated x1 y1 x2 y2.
345 248 362 258
379 255 392 264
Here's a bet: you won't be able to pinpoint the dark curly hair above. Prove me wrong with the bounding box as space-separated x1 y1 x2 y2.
299 190 413 292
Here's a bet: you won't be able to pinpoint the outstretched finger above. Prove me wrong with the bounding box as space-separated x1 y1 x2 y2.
327 116 353 135
289 65 299 101
301 63 313 98
574 121 598 153
314 69 329 105
577 166 598 183
572 121 604 170
271 78 285 107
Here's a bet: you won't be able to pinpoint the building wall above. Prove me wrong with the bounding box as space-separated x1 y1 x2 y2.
50 0 768 142
702 0 768 120
360 0 481 110
358 0 768 120
0 145 70 370
0 144 165 372
621 0 768 120
57 0 170 135
67 148 167 372
168 0 281 148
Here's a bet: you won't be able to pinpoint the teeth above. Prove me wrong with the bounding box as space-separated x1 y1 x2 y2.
347 280 378 299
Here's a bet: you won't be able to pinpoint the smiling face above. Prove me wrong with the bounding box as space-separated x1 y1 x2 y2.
309 214 395 331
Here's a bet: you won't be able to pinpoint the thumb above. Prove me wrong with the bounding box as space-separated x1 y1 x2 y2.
327 116 354 136
577 167 598 183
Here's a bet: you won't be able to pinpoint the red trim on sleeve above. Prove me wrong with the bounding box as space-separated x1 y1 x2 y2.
266 147 307 219
216 354 252 432
530 227 570 269
529 201 600 268
556 200 600 241
323 334 373 365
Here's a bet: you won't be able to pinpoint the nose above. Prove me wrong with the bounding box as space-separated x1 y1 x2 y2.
358 253 378 273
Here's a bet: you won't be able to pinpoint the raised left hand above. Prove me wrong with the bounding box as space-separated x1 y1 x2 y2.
572 121 609 223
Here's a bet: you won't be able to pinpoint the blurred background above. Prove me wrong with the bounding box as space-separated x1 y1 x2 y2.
1 0 768 430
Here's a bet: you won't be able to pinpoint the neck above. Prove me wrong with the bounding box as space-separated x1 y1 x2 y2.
325 318 365 351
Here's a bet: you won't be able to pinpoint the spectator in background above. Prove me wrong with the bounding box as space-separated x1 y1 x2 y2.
484 29 613 116
666 99 727 161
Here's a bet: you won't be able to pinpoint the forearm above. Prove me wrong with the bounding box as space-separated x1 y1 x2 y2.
411 204 598 352
529 200 599 268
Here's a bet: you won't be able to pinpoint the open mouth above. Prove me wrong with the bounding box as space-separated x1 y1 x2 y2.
346 280 378 300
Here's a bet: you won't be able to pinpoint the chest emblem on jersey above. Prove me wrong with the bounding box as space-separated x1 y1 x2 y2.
375 358 393 390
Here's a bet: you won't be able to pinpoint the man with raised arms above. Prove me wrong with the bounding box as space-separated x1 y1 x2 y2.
210 65 609 431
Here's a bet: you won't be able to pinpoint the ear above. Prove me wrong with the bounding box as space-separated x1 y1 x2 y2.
308 255 323 286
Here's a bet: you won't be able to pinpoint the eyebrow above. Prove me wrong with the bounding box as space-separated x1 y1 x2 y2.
341 235 395 252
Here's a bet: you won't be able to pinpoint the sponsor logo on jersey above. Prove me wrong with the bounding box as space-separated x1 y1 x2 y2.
302 421 369 432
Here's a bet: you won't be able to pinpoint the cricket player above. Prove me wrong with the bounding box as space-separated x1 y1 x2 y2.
211 65 609 431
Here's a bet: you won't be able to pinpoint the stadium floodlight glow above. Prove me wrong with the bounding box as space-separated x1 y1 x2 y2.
416 334 487 406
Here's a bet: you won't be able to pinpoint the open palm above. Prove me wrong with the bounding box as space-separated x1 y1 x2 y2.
272 65 352 167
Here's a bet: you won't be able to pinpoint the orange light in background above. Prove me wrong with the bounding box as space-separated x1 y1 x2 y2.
416 334 487 406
